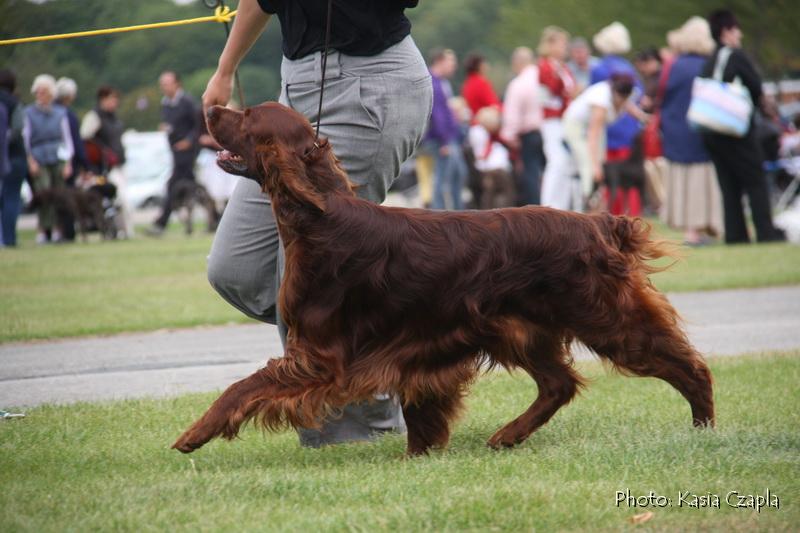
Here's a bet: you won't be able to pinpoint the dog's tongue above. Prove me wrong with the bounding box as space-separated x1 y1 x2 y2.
217 150 234 161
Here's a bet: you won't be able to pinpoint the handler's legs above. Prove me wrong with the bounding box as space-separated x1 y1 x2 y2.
519 130 544 206
540 119 572 210
207 177 279 324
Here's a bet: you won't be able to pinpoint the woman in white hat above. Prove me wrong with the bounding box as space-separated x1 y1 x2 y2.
589 22 644 188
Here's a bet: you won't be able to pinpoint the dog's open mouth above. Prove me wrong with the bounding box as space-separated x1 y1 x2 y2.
216 150 248 174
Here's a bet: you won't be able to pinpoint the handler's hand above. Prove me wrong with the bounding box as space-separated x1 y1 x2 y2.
173 139 192 152
28 157 40 177
203 70 234 113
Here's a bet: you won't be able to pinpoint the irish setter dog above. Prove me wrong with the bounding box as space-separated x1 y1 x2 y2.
172 102 714 456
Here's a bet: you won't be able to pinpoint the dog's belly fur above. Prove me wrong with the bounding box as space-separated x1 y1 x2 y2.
287 204 625 394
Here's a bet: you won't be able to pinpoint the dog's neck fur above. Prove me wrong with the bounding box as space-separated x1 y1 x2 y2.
264 142 357 245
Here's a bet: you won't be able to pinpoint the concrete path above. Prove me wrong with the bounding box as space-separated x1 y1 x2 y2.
1 286 799 408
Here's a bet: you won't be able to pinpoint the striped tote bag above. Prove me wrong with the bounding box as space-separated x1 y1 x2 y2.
687 47 753 137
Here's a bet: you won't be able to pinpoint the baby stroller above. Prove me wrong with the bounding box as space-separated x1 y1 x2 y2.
766 156 800 212
771 156 800 243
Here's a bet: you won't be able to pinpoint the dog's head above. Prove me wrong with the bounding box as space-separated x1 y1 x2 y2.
207 102 354 212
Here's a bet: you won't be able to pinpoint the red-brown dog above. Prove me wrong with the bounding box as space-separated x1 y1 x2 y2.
172 102 714 456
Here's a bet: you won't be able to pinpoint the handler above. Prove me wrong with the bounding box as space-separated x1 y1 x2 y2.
204 0 432 447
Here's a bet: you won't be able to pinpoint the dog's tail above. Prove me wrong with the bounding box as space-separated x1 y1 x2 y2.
596 213 679 275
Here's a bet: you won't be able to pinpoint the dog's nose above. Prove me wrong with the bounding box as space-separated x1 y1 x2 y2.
206 106 218 121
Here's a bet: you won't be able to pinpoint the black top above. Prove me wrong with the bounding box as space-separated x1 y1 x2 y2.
257 0 418 60
93 108 126 166
702 46 763 109
161 91 200 150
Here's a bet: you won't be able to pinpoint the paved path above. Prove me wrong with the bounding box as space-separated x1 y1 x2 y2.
2 286 799 408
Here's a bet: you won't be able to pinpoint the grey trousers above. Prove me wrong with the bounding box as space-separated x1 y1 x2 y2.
208 36 433 447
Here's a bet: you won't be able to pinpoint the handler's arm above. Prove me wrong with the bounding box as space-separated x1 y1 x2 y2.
203 0 271 109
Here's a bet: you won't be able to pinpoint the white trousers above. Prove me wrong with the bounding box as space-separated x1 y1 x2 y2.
540 118 574 210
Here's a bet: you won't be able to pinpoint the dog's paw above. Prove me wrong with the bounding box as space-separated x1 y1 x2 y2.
404 447 431 458
172 436 201 454
171 428 211 454
486 431 522 450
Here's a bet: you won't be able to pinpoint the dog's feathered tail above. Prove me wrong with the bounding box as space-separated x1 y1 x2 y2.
596 214 680 275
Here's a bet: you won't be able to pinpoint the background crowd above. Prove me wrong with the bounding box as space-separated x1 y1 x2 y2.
0 69 131 245
414 9 797 245
2 7 799 247
0 67 224 246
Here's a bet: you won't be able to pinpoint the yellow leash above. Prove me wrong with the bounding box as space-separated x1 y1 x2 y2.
0 5 237 46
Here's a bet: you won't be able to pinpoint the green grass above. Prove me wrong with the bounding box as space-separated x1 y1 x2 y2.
652 241 800 292
2 222 799 343
1 352 798 532
645 219 800 293
0 228 252 343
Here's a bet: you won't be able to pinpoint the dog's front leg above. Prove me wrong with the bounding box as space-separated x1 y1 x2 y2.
402 396 459 456
172 353 337 453
172 367 275 453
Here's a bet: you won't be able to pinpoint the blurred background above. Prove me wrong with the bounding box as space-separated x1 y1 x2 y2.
1 0 799 235
2 0 797 130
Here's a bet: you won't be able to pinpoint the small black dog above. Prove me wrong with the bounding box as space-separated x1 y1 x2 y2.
463 146 516 210
31 186 115 242
479 169 517 210
603 134 646 194
603 134 646 215
169 181 220 235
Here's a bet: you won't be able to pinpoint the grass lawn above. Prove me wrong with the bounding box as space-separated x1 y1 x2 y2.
1 352 798 531
2 222 799 343
0 228 251 343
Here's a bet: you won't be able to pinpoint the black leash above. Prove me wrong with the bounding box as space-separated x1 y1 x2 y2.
204 0 246 106
315 0 334 143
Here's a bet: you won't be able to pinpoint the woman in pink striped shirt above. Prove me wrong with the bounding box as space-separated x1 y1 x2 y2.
500 47 544 205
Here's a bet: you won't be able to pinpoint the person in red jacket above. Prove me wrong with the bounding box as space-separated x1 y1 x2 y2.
461 53 501 119
538 26 578 210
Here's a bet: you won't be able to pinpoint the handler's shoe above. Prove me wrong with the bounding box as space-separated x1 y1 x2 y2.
297 395 406 447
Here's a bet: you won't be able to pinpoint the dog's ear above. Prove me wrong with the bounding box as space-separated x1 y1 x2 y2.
259 143 326 212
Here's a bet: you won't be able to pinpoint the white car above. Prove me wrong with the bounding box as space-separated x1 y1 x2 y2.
122 131 172 209
122 131 238 209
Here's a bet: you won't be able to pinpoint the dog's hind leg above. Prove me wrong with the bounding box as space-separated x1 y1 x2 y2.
185 204 194 235
584 287 715 428
487 329 583 449
77 216 91 243
197 186 220 232
92 209 106 241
